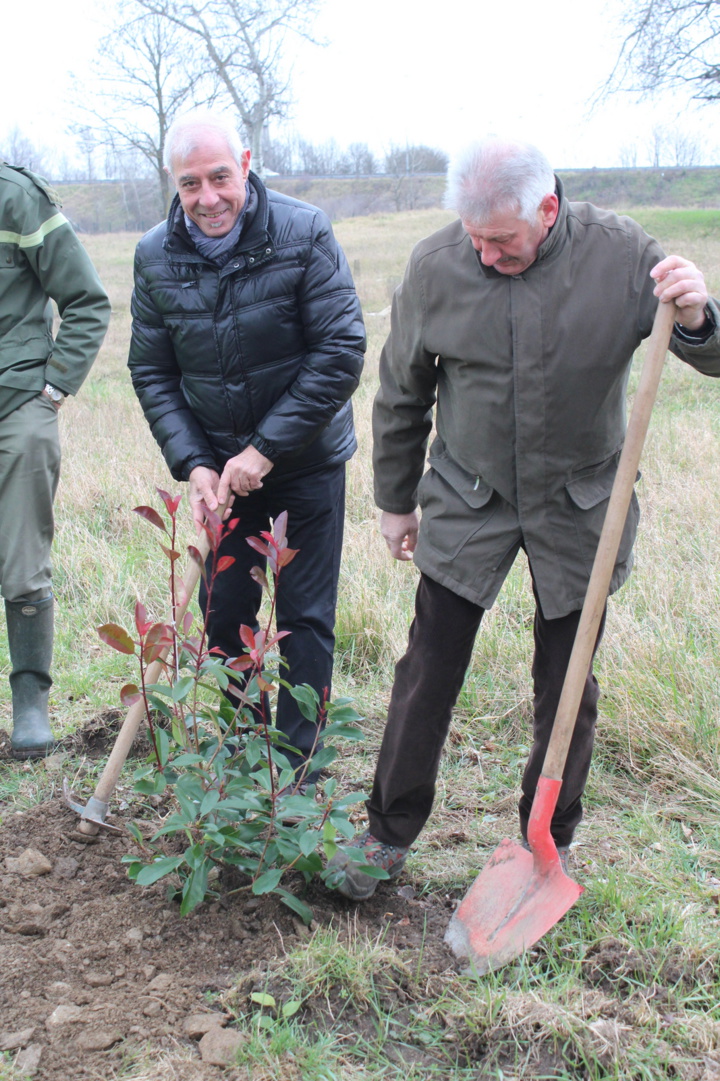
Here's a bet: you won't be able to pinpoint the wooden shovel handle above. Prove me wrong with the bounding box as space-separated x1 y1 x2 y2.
542 301 677 781
89 522 215 808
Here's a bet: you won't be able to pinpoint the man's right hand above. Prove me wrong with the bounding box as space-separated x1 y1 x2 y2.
188 466 222 533
380 510 419 561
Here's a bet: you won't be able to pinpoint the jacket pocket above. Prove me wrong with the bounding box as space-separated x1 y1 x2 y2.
417 453 498 562
565 454 640 570
423 450 495 509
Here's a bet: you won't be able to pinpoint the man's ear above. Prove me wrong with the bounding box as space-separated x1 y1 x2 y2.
540 193 559 229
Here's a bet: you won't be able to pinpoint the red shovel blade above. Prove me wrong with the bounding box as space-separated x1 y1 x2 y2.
444 778 583 974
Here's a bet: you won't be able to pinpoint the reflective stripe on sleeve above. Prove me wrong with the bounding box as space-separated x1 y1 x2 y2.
0 212 69 249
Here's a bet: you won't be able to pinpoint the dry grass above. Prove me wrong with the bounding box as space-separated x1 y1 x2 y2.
2 208 720 1078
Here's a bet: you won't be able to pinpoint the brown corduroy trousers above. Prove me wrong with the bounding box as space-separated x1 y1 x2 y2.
367 572 606 849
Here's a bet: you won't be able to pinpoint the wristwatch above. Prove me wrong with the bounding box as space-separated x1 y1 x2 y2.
44 383 65 402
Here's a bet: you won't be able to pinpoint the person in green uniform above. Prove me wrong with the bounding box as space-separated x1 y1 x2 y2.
0 162 110 758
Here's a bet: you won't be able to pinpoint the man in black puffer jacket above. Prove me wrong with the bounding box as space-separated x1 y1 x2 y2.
129 110 366 777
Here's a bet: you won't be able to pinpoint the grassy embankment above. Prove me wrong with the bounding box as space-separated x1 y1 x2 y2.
1 207 720 1078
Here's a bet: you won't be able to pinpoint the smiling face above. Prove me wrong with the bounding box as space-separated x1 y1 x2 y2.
170 131 251 237
462 193 559 275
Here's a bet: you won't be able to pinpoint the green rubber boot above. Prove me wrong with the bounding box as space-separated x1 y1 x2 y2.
6 597 56 759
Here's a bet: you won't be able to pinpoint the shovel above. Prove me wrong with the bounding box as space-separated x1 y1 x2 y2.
445 300 677 974
64 517 216 837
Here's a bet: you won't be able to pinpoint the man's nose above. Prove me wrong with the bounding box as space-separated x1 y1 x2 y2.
199 181 220 205
478 242 500 266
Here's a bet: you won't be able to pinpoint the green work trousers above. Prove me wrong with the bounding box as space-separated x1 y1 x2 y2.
0 394 60 603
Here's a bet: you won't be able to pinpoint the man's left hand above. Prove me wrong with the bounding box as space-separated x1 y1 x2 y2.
217 446 274 503
651 255 709 331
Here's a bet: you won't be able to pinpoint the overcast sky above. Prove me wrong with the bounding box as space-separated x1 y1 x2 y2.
1 0 715 171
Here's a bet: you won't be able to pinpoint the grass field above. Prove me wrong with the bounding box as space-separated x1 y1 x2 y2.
1 207 720 1079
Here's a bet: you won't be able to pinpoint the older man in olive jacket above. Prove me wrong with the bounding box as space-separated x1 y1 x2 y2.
329 138 720 900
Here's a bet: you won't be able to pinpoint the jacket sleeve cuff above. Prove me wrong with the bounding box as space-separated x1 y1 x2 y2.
674 304 717 343
250 435 276 461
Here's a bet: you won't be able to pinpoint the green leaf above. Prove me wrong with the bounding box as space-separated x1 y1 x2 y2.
322 819 335 842
252 868 283 895
180 863 210 915
323 777 337 797
322 721 364 742
135 773 167 796
155 727 170 767
274 887 314 925
288 683 320 722
171 675 195 702
126 821 144 843
299 830 318 857
282 1000 302 1019
199 788 220 817
135 856 184 886
250 992 276 1008
256 1015 274 1030
171 753 205 766
306 748 336 774
347 863 390 880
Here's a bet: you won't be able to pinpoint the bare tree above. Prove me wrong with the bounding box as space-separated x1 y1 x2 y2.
384 145 449 175
0 128 55 176
618 141 639 168
345 142 376 176
136 0 322 176
601 0 720 103
72 4 214 217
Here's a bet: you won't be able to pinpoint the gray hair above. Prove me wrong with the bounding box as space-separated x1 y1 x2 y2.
164 109 246 172
444 139 556 225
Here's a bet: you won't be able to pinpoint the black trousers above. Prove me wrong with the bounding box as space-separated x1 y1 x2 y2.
200 464 346 773
367 572 606 849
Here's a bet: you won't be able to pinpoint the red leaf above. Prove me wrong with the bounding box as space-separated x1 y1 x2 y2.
182 611 194 634
239 624 256 651
98 623 136 655
160 544 181 562
246 536 270 558
265 630 291 651
250 566 269 590
257 675 275 693
133 506 167 533
120 683 143 706
135 601 152 637
277 547 299 568
217 555 235 573
156 487 182 516
227 655 255 672
187 545 207 580
273 510 288 548
201 507 223 550
143 623 174 663
224 517 240 536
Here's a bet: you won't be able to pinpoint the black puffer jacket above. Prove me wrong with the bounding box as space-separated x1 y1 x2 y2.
128 173 366 482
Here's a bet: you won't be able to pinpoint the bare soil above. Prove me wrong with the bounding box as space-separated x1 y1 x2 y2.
2 718 714 1080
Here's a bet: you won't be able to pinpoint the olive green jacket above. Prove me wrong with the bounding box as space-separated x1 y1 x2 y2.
373 180 720 618
0 163 110 421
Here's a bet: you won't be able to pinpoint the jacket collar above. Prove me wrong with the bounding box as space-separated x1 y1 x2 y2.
476 174 568 279
163 170 276 267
